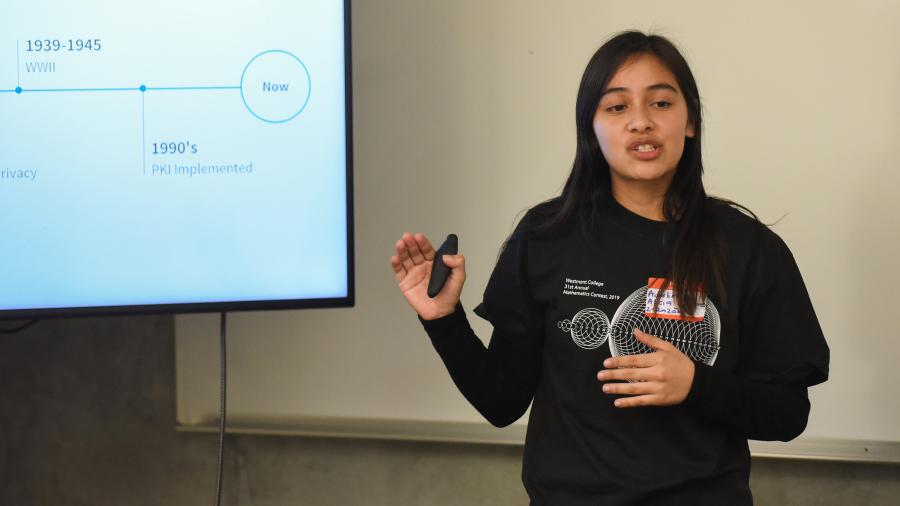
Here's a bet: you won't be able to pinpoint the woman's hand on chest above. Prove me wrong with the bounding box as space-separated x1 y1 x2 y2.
596 329 696 408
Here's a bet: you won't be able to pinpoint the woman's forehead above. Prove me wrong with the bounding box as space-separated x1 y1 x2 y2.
605 53 680 94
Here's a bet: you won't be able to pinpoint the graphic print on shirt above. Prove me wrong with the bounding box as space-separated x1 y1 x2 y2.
558 308 610 349
608 279 721 365
558 277 721 364
557 277 619 350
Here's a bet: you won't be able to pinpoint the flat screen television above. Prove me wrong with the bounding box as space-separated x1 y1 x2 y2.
0 0 354 319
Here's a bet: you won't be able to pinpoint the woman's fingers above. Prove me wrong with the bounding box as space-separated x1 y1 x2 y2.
402 232 428 265
395 237 416 271
597 366 657 382
414 233 436 261
602 353 656 370
633 329 673 351
611 395 660 408
602 380 660 396
393 232 435 277
392 233 436 286
390 255 406 283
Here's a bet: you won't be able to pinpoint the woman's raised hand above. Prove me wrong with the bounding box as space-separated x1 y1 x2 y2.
391 232 466 320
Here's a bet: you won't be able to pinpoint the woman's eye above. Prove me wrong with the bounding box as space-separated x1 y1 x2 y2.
653 101 671 109
606 104 626 113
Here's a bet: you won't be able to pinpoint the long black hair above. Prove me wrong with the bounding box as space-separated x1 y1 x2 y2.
528 30 756 313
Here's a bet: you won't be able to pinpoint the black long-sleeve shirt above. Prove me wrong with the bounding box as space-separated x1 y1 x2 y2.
420 302 811 440
419 196 829 506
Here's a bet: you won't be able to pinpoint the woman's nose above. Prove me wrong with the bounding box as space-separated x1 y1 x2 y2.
627 107 654 132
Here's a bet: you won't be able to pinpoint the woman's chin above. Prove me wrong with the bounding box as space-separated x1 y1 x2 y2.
611 167 676 186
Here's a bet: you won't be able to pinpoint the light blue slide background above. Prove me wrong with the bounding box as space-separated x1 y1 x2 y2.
0 0 349 310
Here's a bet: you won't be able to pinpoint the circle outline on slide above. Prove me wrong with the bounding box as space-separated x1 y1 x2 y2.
240 49 312 123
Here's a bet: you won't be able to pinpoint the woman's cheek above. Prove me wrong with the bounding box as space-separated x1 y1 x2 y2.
596 137 617 166
593 123 616 158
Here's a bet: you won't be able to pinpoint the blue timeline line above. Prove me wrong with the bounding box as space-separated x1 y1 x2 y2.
146 86 240 91
3 85 240 93
22 87 139 92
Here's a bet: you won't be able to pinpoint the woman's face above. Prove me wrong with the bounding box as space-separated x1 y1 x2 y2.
593 53 695 189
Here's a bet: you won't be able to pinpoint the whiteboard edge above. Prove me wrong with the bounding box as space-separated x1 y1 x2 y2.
175 417 900 464
177 416 527 445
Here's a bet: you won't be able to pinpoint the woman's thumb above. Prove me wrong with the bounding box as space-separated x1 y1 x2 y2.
442 254 465 269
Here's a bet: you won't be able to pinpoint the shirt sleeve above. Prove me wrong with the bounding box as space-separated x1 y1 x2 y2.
737 226 830 386
684 225 830 441
419 304 543 427
471 211 545 335
417 212 546 427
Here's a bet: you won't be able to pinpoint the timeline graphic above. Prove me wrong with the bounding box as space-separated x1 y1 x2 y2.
2 41 312 176
0 1 350 314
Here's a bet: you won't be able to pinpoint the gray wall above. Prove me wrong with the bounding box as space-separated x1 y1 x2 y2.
1 315 898 505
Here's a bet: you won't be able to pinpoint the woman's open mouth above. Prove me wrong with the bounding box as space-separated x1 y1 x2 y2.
629 142 661 160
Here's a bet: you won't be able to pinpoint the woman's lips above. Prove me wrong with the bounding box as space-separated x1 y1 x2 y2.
629 144 661 161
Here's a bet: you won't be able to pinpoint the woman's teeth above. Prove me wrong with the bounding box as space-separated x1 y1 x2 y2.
635 144 656 152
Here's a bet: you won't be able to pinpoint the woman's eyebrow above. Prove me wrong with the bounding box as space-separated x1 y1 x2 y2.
600 82 679 97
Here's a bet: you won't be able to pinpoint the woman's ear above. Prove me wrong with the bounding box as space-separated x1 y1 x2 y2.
686 119 696 138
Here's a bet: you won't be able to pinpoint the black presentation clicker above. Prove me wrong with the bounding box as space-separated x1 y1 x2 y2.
427 234 458 298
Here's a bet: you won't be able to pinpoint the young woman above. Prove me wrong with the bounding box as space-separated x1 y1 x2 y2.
390 31 829 505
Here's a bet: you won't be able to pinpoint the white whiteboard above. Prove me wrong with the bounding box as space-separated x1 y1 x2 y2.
176 0 900 462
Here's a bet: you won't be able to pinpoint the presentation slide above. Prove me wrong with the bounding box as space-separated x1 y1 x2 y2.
0 1 350 313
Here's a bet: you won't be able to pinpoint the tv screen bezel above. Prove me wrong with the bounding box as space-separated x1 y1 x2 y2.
0 0 355 320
